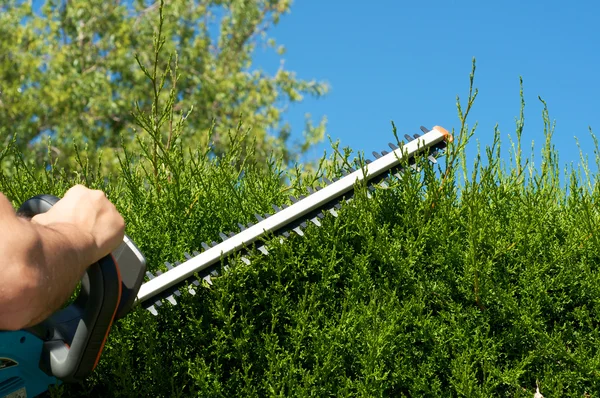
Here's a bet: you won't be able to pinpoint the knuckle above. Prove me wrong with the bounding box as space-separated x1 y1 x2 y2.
68 184 85 193
89 189 107 202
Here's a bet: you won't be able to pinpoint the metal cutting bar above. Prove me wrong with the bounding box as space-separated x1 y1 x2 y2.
136 126 451 304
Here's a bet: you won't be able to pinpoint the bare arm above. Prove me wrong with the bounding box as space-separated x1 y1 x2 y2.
0 186 124 330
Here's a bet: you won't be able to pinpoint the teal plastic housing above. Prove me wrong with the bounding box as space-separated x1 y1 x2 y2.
0 330 60 398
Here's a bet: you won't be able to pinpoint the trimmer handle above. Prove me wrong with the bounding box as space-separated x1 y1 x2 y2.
17 194 146 382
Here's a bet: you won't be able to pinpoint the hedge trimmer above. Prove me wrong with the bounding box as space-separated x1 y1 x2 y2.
0 125 452 398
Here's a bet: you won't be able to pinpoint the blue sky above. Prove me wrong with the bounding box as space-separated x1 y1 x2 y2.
253 0 599 173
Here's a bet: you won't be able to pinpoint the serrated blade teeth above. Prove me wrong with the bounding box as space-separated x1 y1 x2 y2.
187 278 200 295
139 125 450 317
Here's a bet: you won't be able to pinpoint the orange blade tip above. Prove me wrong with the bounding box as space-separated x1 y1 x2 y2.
433 125 453 143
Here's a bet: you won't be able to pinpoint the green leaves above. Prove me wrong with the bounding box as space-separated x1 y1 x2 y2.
5 96 600 397
0 0 328 172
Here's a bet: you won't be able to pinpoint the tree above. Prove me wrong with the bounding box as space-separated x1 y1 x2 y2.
0 0 328 171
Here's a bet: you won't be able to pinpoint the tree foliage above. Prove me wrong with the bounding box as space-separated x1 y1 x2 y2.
0 0 328 170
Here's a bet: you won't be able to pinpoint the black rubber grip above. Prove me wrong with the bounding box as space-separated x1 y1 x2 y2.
16 194 60 217
19 194 122 382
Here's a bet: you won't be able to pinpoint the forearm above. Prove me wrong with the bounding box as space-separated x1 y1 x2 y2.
24 221 95 327
0 198 94 330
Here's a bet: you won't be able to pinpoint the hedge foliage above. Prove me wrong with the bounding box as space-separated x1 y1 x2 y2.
2 84 600 398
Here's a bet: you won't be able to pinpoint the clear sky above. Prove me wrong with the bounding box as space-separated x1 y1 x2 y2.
253 0 600 173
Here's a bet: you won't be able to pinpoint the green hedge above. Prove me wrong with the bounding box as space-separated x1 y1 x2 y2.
2 102 600 397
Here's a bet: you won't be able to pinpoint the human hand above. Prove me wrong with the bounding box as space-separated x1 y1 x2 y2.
31 185 125 262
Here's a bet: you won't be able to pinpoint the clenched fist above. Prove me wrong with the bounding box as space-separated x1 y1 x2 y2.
31 185 125 263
